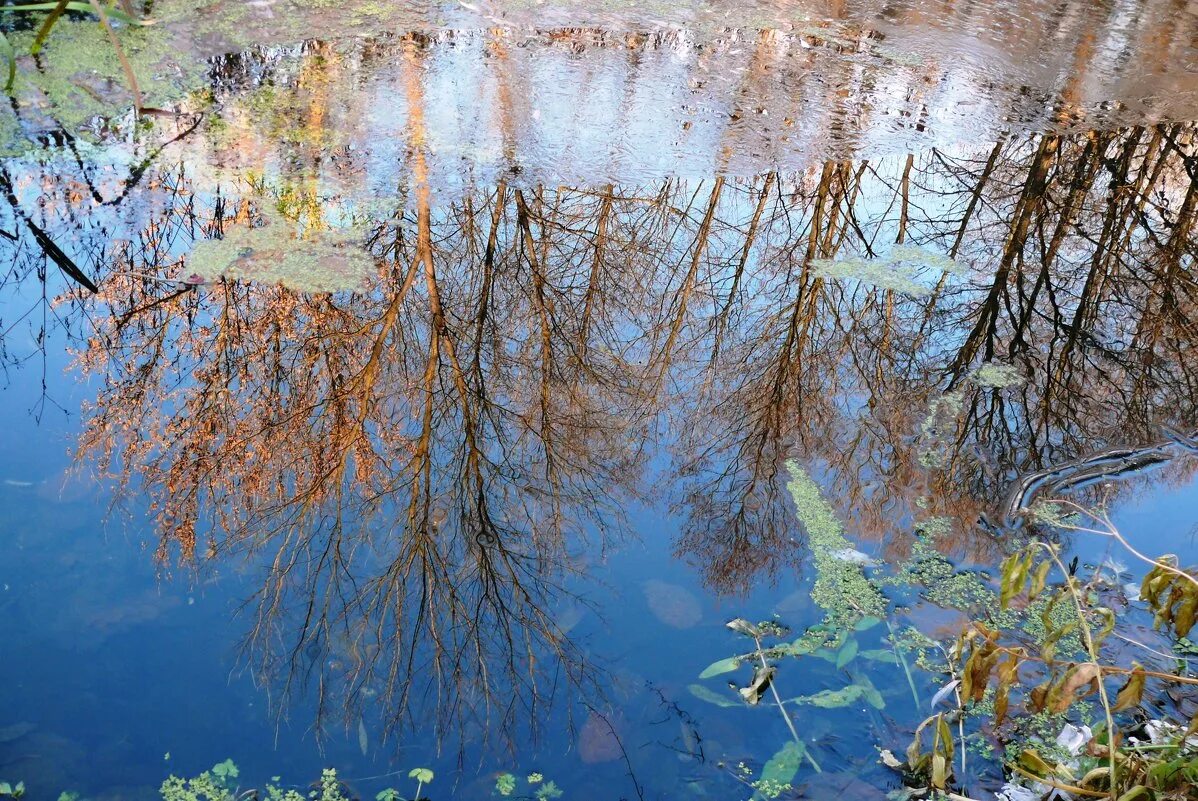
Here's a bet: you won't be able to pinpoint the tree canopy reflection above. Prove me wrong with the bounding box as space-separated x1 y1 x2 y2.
25 118 1197 748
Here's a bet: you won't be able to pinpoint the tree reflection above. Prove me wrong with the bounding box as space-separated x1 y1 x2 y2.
37 117 1198 744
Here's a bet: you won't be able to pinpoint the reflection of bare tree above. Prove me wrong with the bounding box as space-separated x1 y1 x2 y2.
42 114 1198 737
673 124 1198 594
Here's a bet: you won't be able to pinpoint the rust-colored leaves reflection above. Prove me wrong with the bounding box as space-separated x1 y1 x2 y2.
72 122 1198 744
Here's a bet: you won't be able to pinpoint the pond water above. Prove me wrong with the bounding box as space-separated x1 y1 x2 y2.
1 1 1198 800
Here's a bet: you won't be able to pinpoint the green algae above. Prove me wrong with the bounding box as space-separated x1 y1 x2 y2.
973 362 1024 389
917 389 965 469
784 460 887 634
812 244 965 297
885 536 995 614
8 19 206 139
186 204 374 293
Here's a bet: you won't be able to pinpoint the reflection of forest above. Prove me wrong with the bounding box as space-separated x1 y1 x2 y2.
2 117 1195 746
178 17 1198 188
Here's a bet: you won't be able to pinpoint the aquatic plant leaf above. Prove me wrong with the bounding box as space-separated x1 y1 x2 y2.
358 718 368 756
756 741 805 800
738 664 776 705
789 685 865 708
859 649 899 664
1141 561 1198 639
0 31 13 92
726 618 761 637
994 655 1020 725
1018 749 1055 778
494 774 516 797
534 781 562 800
1113 665 1147 712
854 616 883 632
408 768 434 784
1093 607 1116 647
687 684 739 708
1052 662 1101 714
856 675 885 710
0 722 34 744
698 656 740 679
835 638 858 668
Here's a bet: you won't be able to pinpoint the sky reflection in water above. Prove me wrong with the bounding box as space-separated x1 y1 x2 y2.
1 1 1198 799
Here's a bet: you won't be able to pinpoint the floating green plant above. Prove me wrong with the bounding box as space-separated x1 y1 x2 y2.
492 771 560 799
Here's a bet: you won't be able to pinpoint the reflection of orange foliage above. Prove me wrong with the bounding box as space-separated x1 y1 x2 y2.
65 119 1198 741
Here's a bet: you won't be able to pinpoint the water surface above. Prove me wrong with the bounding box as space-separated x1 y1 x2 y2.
1 1 1198 799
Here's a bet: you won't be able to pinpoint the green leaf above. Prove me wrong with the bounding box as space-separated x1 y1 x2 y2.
1116 786 1151 801
408 768 434 784
687 684 739 708
755 740 805 799
698 656 740 679
0 31 14 93
854 616 883 632
789 685 866 708
859 649 899 664
0 783 11 796
835 638 859 668
856 675 885 710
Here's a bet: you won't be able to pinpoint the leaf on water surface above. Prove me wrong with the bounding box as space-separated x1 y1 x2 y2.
408 768 434 784
211 759 239 787
811 647 839 663
789 685 866 708
854 616 883 632
856 675 886 710
699 656 741 679
738 664 776 705
687 684 739 708
755 740 806 799
642 579 702 629
726 618 761 638
358 717 368 756
835 638 858 668
859 649 899 664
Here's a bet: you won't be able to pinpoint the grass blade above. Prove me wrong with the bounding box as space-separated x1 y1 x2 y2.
0 30 14 92
31 0 71 55
86 0 142 112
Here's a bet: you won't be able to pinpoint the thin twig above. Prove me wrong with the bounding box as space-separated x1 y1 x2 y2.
86 0 142 114
751 634 822 773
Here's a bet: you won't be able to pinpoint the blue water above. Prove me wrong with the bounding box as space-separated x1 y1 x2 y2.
1 11 1197 799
